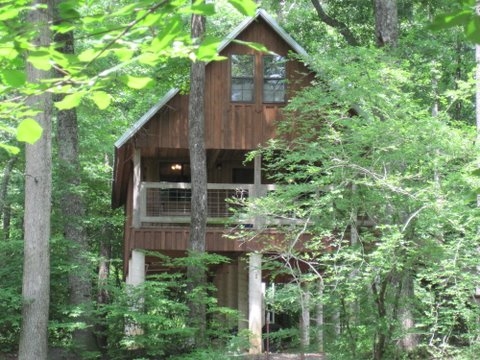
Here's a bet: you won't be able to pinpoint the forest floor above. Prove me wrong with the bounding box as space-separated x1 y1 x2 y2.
1 352 326 360
240 354 325 359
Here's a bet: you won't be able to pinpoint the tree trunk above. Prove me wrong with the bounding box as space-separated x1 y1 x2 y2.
315 279 324 353
53 4 97 354
311 0 359 46
397 271 418 352
187 8 207 346
0 156 17 240
18 1 53 359
374 0 398 47
299 284 311 352
96 216 112 352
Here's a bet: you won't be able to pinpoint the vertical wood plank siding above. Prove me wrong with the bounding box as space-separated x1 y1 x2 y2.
133 18 312 152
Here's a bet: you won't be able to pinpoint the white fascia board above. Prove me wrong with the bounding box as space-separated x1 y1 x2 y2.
114 88 180 149
217 9 308 57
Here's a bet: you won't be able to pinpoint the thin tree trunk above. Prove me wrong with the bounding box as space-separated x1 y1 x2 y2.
397 271 418 352
96 220 112 352
53 4 96 354
299 284 310 352
374 0 398 47
315 279 324 353
0 156 17 240
18 1 53 359
187 7 207 346
310 0 359 46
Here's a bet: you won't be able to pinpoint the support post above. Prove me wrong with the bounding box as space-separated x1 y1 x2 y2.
253 154 265 229
127 249 145 286
249 252 263 354
125 250 145 339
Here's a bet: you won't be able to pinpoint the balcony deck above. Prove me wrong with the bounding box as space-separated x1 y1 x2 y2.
125 181 309 255
138 181 275 226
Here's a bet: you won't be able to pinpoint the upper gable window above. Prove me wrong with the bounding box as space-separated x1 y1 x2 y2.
263 55 286 103
231 55 254 102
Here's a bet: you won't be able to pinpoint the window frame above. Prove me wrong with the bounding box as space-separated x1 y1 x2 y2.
230 54 255 103
262 55 287 104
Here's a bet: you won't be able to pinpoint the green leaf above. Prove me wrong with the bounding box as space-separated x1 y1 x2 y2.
57 0 81 20
464 16 480 43
90 91 112 110
228 0 257 16
139 12 162 27
52 22 77 34
0 6 21 21
196 36 224 62
137 52 158 66
77 48 101 62
27 51 52 71
190 1 216 16
113 47 134 62
233 40 271 53
430 10 472 31
0 43 19 60
55 92 84 110
1 70 26 87
150 16 183 53
120 75 154 89
16 119 43 144
0 143 20 155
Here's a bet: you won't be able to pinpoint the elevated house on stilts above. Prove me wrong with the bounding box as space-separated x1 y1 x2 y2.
112 9 314 353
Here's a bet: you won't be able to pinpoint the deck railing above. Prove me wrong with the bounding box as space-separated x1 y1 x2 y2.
139 182 275 224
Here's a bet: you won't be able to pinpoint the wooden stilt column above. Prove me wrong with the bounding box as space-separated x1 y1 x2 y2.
249 252 263 354
127 249 145 286
125 249 145 338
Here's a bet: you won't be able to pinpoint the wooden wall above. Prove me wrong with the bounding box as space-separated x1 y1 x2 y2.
133 17 312 152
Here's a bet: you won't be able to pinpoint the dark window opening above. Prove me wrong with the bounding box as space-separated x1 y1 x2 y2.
232 168 254 184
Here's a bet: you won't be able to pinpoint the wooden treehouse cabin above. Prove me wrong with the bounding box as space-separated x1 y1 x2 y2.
112 9 313 353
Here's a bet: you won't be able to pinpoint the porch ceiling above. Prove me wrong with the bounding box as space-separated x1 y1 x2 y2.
142 148 253 164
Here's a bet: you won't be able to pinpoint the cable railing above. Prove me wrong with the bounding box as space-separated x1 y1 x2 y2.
139 182 274 224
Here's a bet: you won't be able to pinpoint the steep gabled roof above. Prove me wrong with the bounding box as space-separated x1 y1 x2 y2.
114 9 308 149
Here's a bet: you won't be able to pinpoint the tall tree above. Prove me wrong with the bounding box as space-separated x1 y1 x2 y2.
0 156 17 240
374 0 398 47
187 3 207 346
18 1 53 359
53 1 96 355
310 0 359 46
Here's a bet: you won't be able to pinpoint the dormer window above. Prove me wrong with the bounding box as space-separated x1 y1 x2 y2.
263 55 286 103
231 54 254 102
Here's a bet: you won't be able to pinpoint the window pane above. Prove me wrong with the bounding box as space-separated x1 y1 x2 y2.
231 55 254 102
232 78 254 102
263 55 286 103
264 79 285 103
232 55 254 77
